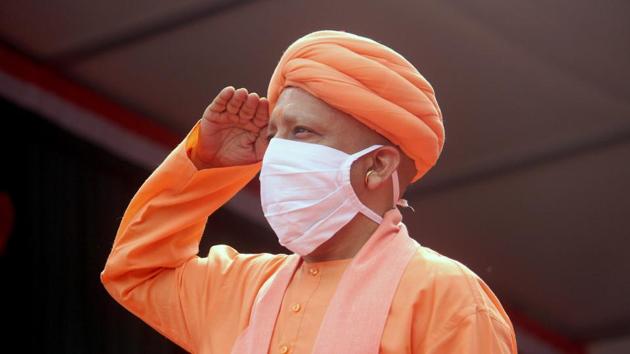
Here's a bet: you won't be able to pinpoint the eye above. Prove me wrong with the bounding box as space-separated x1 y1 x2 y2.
293 126 312 137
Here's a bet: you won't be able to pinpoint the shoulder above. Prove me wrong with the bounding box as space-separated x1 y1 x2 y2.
411 246 480 284
190 245 292 316
403 245 481 288
400 245 513 329
202 244 290 277
405 245 487 297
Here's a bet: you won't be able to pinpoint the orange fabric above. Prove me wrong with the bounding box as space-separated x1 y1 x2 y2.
233 208 419 354
267 30 445 182
101 124 518 353
270 258 352 353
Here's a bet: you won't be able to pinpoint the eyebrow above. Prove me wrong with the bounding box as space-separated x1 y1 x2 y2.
270 110 317 128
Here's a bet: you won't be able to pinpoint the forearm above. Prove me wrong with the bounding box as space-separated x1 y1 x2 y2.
100 122 261 302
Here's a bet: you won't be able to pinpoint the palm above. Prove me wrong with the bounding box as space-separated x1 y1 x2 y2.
195 87 269 167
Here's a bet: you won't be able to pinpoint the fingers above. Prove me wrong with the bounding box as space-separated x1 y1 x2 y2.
207 86 268 127
226 88 249 115
239 92 260 120
209 86 235 113
253 97 270 128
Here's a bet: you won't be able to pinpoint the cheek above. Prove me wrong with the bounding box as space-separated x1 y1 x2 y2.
349 158 368 195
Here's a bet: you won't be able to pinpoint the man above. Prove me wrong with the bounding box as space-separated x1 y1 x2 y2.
102 30 518 353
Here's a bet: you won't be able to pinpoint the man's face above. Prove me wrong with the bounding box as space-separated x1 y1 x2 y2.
265 87 387 153
264 86 415 199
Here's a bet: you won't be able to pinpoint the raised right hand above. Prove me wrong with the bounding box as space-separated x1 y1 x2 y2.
191 86 270 169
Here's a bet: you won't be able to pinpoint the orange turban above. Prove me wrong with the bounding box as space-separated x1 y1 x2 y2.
267 30 445 182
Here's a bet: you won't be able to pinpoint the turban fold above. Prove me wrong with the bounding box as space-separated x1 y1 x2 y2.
267 30 445 182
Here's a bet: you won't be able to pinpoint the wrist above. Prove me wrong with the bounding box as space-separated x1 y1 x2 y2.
188 145 216 170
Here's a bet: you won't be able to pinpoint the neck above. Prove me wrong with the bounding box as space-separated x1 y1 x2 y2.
302 213 380 263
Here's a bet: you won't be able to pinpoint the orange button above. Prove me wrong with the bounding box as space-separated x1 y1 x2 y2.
291 303 301 313
279 344 289 354
308 268 319 276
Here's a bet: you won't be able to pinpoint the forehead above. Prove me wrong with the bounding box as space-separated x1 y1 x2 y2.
269 87 337 124
268 87 392 152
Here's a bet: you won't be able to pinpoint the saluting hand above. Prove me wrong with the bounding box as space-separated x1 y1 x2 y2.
191 86 270 169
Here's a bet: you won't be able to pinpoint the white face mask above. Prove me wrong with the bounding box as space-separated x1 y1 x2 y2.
259 138 400 256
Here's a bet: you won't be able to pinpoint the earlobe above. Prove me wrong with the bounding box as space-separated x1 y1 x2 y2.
364 169 376 187
364 167 383 191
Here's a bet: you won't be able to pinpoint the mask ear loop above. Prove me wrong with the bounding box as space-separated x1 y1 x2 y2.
346 145 386 225
392 170 415 212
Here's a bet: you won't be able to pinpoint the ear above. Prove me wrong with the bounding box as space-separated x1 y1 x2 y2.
365 146 400 191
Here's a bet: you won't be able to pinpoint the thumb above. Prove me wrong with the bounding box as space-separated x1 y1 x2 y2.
254 126 269 161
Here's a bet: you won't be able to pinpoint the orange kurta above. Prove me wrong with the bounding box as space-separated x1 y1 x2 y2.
101 125 518 354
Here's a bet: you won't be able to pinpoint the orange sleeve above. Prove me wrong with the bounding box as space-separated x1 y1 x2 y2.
100 122 285 352
411 250 518 354
424 305 518 354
